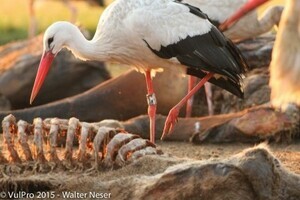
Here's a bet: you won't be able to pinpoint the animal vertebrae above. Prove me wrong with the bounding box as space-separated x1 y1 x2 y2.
0 114 161 174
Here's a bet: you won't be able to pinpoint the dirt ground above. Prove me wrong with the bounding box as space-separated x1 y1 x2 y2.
1 138 299 175
1 136 300 200
158 141 300 174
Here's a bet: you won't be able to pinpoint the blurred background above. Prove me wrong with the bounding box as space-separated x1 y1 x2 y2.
0 0 110 45
0 0 284 45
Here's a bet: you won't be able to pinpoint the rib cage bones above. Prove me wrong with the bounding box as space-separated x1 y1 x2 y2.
0 114 161 174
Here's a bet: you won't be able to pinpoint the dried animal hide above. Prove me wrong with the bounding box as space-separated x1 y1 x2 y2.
0 145 299 200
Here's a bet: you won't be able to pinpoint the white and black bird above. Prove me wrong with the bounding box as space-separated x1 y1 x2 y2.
175 0 283 117
30 0 249 143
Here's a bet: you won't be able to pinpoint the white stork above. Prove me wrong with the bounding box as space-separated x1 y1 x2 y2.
179 0 283 117
30 0 248 143
222 0 300 108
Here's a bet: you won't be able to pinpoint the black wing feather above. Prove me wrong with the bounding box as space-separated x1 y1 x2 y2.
145 2 249 98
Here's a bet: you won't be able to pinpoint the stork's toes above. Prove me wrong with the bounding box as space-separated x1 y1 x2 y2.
161 107 179 140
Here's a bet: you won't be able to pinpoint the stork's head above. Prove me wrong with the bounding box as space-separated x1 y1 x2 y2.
30 21 75 104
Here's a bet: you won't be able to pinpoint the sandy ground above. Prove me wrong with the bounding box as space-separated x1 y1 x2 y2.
0 137 299 174
157 141 300 174
0 136 299 200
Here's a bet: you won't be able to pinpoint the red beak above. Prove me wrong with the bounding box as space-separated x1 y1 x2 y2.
219 0 270 31
30 51 55 104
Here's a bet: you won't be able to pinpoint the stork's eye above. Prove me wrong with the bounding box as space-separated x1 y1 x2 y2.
47 37 54 48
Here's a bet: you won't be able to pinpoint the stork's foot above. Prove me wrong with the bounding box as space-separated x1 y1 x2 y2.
161 107 180 139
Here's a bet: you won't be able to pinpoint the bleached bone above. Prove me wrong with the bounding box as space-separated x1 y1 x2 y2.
1 114 163 173
2 114 21 163
129 146 158 161
115 138 156 166
33 118 47 163
77 122 91 162
64 117 80 160
103 133 140 167
93 127 118 168
48 118 60 162
17 120 33 161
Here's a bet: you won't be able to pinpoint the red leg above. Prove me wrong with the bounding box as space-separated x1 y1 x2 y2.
186 76 197 117
161 72 214 139
145 70 157 143
187 78 214 117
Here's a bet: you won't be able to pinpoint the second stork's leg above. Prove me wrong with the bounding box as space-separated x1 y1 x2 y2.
162 73 214 139
145 70 157 143
186 76 196 117
204 83 214 116
186 77 214 117
62 0 78 23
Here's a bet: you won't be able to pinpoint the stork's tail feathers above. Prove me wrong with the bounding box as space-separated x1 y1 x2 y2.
187 39 249 98
187 68 244 98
